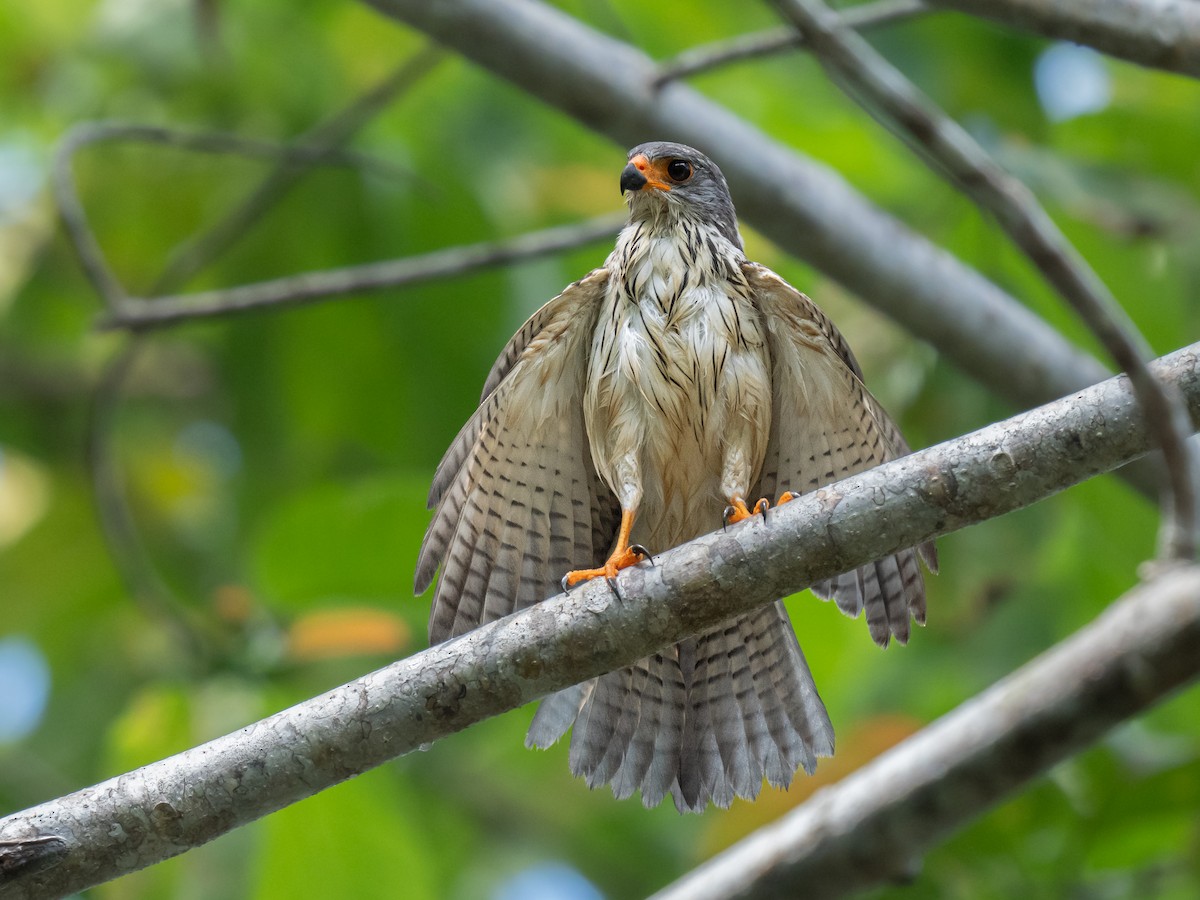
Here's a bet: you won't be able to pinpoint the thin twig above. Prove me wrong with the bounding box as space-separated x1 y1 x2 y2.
770 0 1198 561
653 0 928 86
98 214 625 330
2 340 1199 897
151 44 444 294
53 122 409 311
84 339 212 665
53 131 129 310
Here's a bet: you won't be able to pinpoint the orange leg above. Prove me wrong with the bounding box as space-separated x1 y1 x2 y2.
724 491 799 525
563 509 648 588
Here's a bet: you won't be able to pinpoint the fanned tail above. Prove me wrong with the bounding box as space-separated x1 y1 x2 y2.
526 601 833 813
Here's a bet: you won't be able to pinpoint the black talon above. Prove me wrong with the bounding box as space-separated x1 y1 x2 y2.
723 504 737 527
628 543 651 562
561 573 572 591
606 575 624 602
754 498 770 516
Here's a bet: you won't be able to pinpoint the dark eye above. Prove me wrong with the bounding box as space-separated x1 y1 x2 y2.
666 159 693 182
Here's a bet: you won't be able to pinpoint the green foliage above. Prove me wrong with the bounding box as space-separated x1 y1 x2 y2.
1 1 1198 897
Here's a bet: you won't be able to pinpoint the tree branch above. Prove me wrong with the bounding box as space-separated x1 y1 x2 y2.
53 122 410 313
360 0 1115 417
149 44 444 295
769 0 1198 553
653 563 1200 900
923 0 1200 80
96 214 624 330
84 338 214 665
652 0 928 86
1 342 1198 898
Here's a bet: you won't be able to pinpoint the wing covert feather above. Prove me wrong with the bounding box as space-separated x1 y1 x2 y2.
744 262 937 646
419 269 620 644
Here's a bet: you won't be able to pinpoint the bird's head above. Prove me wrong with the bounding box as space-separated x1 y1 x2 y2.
620 141 743 250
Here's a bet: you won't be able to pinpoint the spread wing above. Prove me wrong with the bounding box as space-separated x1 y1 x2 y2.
416 269 622 644
744 262 938 647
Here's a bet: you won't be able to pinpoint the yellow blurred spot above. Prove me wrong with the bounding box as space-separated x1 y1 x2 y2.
107 684 191 773
700 714 923 857
0 449 51 548
213 584 256 624
287 607 411 662
137 451 218 526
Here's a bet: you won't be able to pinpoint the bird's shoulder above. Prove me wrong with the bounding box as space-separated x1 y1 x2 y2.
480 266 611 400
740 261 866 383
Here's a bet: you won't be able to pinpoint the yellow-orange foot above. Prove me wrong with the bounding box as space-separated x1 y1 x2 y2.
562 544 650 590
724 492 799 526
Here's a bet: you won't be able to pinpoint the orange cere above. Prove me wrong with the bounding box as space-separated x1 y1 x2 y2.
629 153 673 191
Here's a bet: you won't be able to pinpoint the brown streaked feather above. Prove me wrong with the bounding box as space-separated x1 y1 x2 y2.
419 273 620 644
480 268 610 402
425 269 610 512
744 262 936 648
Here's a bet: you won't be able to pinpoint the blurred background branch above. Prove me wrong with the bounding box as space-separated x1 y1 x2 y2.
923 0 1200 79
149 44 445 295
96 215 624 329
84 337 213 665
652 0 929 86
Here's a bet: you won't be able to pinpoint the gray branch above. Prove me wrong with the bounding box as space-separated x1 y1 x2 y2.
53 122 411 312
923 0 1200 80
652 0 929 86
1 342 1198 898
149 44 444 295
653 562 1200 900
97 215 624 329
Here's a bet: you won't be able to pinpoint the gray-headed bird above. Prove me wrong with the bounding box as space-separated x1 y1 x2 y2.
416 141 938 813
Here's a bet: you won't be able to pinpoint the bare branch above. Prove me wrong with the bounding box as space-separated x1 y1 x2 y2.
53 122 409 310
771 0 1198 560
653 563 1200 900
83 339 214 664
924 0 1200 80
97 214 624 330
653 0 928 86
1 342 1198 898
150 44 444 294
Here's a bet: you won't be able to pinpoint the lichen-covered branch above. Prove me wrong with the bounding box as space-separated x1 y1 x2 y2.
1 343 1198 899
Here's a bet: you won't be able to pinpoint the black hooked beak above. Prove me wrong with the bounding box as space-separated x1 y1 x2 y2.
619 163 647 194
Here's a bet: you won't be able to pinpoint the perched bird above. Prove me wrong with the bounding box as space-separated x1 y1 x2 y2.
416 141 937 813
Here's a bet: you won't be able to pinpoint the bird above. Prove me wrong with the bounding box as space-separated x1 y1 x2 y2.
415 140 938 813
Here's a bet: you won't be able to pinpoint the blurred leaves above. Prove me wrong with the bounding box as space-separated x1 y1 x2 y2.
0 0 1198 897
